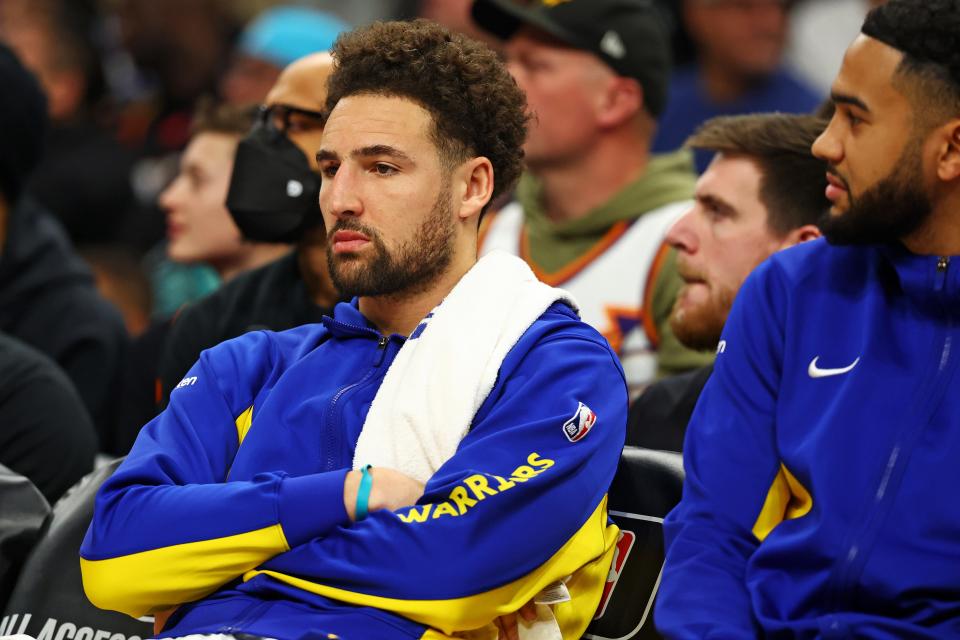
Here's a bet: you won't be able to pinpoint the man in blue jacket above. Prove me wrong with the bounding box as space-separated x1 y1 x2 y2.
81 19 627 640
657 0 960 637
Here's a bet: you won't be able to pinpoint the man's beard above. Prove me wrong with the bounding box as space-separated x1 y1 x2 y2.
668 281 735 352
326 185 456 300
819 139 933 246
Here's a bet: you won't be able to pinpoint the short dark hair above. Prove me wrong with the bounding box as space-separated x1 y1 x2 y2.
862 0 960 129
686 113 829 236
326 19 528 206
190 98 258 137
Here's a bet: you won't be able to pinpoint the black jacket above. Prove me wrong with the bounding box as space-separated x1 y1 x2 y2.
114 251 335 453
0 197 127 449
0 332 97 502
626 364 713 451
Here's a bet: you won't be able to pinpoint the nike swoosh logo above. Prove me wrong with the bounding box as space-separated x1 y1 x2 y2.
808 356 860 378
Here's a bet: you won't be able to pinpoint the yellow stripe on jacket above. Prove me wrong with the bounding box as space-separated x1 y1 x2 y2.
81 524 290 617
244 496 619 638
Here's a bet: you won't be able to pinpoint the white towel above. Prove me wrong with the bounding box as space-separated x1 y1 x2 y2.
353 250 577 483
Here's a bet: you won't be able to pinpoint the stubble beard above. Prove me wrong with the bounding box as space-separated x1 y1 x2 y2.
669 283 736 352
326 184 457 301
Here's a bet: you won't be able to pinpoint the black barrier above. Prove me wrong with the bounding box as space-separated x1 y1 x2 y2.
1 459 152 640
584 447 684 640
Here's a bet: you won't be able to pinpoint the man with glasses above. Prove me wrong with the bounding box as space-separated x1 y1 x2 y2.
155 52 341 408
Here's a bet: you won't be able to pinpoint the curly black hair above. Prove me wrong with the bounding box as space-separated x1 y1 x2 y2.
863 0 960 126
326 19 529 206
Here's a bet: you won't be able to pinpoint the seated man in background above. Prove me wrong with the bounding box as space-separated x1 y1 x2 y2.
0 331 97 503
82 20 626 640
155 52 340 414
0 44 127 452
658 1 960 635
472 0 713 397
627 112 826 451
115 100 294 452
160 100 291 284
653 0 822 173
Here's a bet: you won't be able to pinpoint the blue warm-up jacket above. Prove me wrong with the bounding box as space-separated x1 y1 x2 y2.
657 239 960 638
80 299 627 639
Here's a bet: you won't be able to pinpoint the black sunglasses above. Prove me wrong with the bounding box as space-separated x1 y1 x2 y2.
258 103 326 133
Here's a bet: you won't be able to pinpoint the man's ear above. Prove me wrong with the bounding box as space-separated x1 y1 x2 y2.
455 156 495 223
935 118 960 182
596 76 643 129
778 223 822 250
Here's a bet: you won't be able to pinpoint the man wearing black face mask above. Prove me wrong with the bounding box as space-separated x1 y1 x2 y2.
149 53 340 423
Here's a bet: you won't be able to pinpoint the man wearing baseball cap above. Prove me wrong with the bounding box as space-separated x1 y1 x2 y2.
473 0 713 397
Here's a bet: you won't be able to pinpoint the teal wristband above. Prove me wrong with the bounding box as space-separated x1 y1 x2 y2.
355 464 373 521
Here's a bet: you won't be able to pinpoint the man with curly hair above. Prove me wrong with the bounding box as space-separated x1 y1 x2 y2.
81 20 627 640
657 0 960 636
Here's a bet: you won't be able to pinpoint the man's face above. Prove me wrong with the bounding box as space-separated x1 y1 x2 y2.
812 35 932 245
504 27 613 169
160 132 244 266
263 54 332 171
666 154 783 350
317 94 458 299
684 0 788 79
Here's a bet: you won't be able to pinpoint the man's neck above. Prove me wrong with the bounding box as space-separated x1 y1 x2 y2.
902 197 960 256
534 139 649 223
359 250 476 337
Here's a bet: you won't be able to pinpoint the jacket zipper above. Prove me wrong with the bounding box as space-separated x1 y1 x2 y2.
321 334 390 471
829 256 954 611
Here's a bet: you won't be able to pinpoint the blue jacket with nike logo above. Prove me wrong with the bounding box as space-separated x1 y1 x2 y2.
656 239 960 638
80 299 627 640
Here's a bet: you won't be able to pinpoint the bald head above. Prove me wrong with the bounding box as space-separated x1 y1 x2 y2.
263 51 333 171
265 51 333 113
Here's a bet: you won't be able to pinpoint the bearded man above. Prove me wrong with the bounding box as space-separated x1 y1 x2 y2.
81 20 626 640
625 112 825 451
657 0 960 636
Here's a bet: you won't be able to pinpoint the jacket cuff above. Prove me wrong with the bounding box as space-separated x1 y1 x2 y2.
278 469 350 548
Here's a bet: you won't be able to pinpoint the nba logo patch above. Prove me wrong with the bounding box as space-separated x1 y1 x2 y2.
563 402 597 442
593 529 636 619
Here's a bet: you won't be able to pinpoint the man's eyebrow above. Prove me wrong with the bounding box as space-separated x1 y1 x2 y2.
355 144 413 163
831 92 870 112
698 193 736 216
315 149 338 164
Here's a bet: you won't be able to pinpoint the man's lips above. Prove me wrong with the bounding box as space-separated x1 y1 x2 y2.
166 219 185 239
825 172 848 202
331 230 371 253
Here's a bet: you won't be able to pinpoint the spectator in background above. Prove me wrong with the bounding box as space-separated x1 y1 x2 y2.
0 332 97 503
786 0 888 95
0 0 136 249
653 0 822 173
114 0 237 254
220 5 348 106
160 100 291 283
148 53 339 441
0 45 127 452
627 113 825 451
115 100 293 453
472 0 714 398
